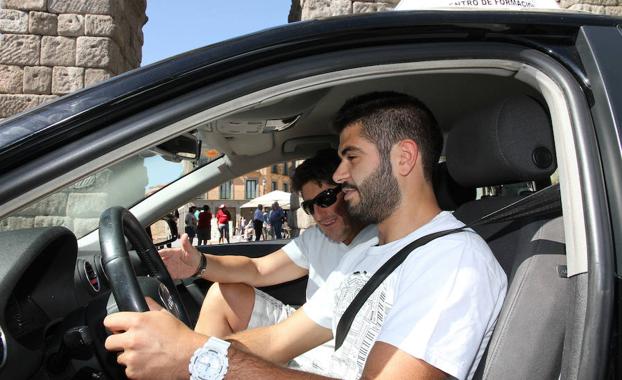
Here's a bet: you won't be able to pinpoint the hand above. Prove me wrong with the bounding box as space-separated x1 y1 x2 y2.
159 234 201 280
104 298 207 380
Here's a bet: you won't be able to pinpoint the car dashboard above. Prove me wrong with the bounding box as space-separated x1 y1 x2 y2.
0 226 120 379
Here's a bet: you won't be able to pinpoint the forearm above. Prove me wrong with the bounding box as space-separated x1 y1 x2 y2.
226 345 335 380
225 309 332 365
199 249 307 287
200 254 262 285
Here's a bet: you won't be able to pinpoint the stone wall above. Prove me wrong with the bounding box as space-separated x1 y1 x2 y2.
289 0 622 19
289 0 400 20
0 156 149 236
560 0 622 15
0 0 147 119
0 0 148 235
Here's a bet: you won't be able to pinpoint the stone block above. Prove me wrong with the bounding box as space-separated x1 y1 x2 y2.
66 192 108 218
353 1 397 12
0 65 23 93
302 0 352 19
84 68 112 86
52 66 84 95
0 34 40 65
84 14 115 37
28 11 57 34
72 217 99 237
0 9 28 33
0 216 34 232
14 192 67 216
41 36 76 66
76 36 121 71
0 94 56 118
58 13 84 36
23 66 52 94
34 215 73 229
47 0 113 15
0 0 46 11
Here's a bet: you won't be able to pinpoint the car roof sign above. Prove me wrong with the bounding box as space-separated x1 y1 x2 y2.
395 0 560 10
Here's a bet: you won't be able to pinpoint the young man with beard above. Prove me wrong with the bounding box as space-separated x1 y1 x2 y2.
103 92 507 380
157 148 376 373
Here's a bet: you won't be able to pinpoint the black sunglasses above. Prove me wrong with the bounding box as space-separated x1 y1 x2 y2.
301 185 342 215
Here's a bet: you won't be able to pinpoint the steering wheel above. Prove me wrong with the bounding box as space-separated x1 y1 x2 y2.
98 206 190 325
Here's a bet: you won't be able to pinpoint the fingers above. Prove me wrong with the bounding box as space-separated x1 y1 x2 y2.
158 247 175 260
181 233 193 252
146 297 164 311
103 311 145 334
104 330 127 352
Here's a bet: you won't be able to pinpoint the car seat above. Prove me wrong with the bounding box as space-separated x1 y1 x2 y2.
445 95 568 379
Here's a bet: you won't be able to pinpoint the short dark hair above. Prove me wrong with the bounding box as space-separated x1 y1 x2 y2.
333 91 442 182
291 148 341 193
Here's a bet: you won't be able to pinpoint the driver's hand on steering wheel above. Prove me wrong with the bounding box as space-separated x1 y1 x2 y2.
104 297 207 380
159 234 202 280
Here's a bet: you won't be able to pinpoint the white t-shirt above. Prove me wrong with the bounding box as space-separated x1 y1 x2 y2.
283 224 378 300
304 211 507 380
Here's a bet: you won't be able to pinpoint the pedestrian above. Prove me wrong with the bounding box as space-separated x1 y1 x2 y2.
196 205 212 245
216 204 231 244
262 207 271 240
252 204 264 241
269 201 285 239
184 206 197 245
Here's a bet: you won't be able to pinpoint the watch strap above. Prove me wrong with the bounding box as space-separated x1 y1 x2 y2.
191 253 207 277
189 337 231 380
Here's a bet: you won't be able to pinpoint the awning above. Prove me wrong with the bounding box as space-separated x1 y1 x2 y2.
240 190 293 210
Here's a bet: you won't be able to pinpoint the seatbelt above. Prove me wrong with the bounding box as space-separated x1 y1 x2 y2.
334 183 562 350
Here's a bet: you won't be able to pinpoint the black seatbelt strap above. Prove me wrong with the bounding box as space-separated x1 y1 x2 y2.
334 184 561 350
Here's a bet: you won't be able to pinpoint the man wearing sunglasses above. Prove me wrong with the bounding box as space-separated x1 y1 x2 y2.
156 148 377 373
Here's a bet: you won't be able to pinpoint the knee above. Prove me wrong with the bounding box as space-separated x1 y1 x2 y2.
206 282 254 305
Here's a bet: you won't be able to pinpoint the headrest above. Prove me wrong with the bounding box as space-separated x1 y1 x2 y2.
446 96 556 188
433 162 476 210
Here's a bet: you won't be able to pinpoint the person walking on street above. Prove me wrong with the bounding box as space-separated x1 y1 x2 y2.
184 206 197 245
252 204 264 241
216 204 232 244
262 207 271 240
269 201 286 239
196 205 212 246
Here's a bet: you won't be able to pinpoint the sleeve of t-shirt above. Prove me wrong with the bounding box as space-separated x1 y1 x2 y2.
375 233 506 380
281 226 320 269
302 269 338 329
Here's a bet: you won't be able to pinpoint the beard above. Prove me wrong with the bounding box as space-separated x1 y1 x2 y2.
345 156 401 224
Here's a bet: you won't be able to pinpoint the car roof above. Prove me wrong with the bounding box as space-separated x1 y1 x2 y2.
0 10 619 172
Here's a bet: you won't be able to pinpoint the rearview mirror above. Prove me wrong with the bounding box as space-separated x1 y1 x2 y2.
150 216 178 248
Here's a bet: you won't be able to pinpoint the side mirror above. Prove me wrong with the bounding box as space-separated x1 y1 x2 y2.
150 216 178 248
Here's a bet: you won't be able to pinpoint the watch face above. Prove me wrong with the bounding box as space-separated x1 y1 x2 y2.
192 349 227 380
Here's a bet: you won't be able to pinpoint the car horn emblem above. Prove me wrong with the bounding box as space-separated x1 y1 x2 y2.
158 283 181 319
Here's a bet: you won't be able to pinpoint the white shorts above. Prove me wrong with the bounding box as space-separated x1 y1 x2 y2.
249 289 335 376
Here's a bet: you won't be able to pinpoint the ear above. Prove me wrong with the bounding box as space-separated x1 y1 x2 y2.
393 139 419 176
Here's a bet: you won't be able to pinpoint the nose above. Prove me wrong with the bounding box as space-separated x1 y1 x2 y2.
332 159 349 184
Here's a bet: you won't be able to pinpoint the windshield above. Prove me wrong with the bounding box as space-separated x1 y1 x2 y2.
0 145 200 239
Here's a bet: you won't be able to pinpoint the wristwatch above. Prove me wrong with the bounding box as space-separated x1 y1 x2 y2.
189 337 231 380
192 253 207 277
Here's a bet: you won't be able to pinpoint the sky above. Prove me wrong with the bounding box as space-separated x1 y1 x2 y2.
142 1 292 187
142 1 293 65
